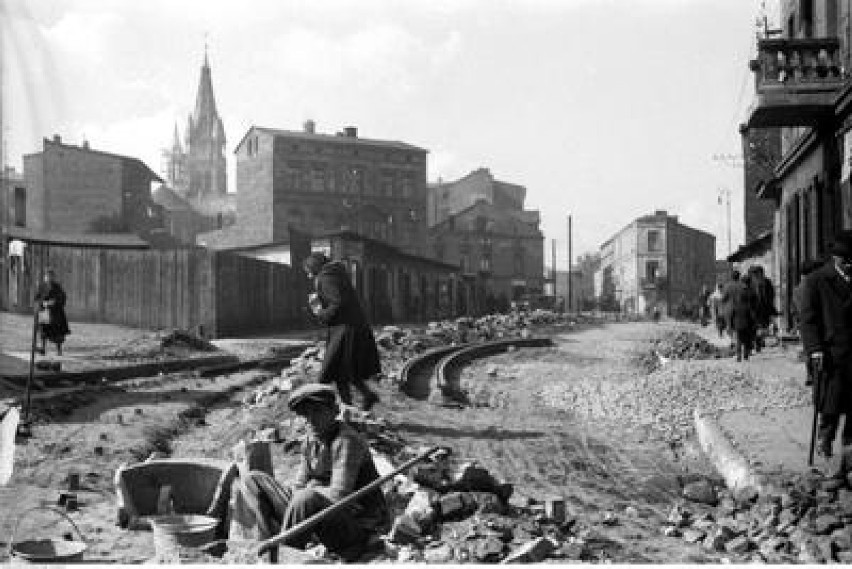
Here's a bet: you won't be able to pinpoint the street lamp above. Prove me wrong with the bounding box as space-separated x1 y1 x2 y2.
718 188 732 256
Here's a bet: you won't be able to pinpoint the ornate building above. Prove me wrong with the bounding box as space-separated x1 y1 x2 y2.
164 50 227 201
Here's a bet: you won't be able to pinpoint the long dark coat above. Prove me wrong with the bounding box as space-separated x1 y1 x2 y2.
800 262 852 415
34 281 71 344
723 280 757 332
313 262 381 385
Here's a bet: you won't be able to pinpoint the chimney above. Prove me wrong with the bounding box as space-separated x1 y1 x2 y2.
82 140 90 150
654 210 667 216
343 126 358 138
304 120 316 134
52 134 61 144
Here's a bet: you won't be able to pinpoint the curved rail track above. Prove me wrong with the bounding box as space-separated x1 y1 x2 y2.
400 337 554 404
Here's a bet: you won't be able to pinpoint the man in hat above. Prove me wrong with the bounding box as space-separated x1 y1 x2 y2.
230 384 389 559
800 230 852 466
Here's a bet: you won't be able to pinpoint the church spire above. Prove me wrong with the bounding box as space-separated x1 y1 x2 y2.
184 46 227 198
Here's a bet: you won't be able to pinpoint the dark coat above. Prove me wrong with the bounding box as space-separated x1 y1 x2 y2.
34 281 70 343
313 262 381 384
800 262 852 414
723 280 757 332
751 276 777 327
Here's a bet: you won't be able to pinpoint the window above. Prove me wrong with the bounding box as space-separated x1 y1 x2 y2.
647 230 661 252
311 168 325 192
13 187 26 227
646 260 659 281
480 257 491 272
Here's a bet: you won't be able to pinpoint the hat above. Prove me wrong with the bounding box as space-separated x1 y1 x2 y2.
287 383 337 413
830 230 852 258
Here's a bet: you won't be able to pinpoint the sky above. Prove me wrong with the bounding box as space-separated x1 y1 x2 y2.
1 0 768 265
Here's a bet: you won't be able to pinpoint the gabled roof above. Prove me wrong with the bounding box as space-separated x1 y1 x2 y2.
234 126 428 154
28 139 163 183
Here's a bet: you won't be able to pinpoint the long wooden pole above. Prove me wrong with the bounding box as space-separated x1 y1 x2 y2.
567 215 573 313
256 446 440 556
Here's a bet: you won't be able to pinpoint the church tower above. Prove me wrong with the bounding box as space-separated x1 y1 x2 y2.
184 49 227 199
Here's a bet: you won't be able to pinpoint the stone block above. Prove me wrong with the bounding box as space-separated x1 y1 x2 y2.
725 536 752 554
423 543 454 563
389 513 421 545
814 514 843 535
501 537 558 564
474 537 506 562
682 529 706 544
683 479 718 505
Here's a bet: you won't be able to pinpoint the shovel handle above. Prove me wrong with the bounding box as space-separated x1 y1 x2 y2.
255 445 440 556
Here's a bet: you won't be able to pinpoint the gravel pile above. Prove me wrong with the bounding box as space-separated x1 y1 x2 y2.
98 329 220 361
539 362 808 443
669 469 852 563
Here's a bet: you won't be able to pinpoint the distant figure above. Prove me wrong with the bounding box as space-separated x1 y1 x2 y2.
708 283 726 338
799 231 852 462
303 252 381 410
34 268 70 356
652 304 661 323
698 285 711 326
723 270 757 361
747 265 777 352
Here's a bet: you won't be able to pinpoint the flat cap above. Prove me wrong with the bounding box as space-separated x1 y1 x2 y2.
287 383 337 412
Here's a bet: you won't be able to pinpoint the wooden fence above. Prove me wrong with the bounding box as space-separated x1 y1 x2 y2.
2 243 309 338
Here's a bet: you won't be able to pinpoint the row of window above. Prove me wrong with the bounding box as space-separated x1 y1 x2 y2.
280 163 418 198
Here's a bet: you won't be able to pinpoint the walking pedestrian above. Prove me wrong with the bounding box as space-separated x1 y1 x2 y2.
724 270 757 361
721 270 741 347
303 252 381 410
33 268 70 356
748 265 777 353
698 285 711 327
708 283 726 338
799 230 852 465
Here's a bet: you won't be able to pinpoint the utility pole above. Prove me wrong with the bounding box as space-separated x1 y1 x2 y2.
567 215 573 313
551 239 556 298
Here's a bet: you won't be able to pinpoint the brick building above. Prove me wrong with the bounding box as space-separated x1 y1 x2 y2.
741 0 852 329
594 210 716 315
22 136 164 235
201 122 429 257
428 169 544 310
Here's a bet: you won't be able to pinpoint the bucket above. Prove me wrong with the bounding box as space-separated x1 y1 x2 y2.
7 506 88 564
148 514 219 561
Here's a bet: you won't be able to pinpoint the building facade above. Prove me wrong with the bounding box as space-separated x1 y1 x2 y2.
427 168 544 310
594 210 716 315
742 0 852 329
203 122 430 256
22 136 163 235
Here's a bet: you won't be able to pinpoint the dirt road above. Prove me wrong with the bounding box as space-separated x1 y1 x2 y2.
0 320 721 563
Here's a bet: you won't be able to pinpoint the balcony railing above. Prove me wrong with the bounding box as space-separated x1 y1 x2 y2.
746 37 846 128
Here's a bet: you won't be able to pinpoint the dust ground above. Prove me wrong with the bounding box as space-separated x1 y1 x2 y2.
1 320 731 563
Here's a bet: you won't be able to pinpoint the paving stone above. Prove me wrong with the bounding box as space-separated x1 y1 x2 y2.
439 492 467 519
682 529 706 544
725 536 751 554
389 513 422 545
814 514 843 535
821 478 845 492
683 479 718 506
733 486 759 507
473 537 506 562
758 536 788 556
423 543 454 563
502 537 558 564
831 527 852 551
837 550 852 563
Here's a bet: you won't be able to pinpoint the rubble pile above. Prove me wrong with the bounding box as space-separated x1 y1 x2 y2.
540 362 808 442
242 346 324 407
640 331 732 372
98 329 220 361
668 470 852 563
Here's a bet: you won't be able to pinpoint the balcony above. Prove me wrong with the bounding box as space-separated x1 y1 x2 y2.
746 37 846 128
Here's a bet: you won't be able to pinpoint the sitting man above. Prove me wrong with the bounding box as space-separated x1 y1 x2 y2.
231 384 389 560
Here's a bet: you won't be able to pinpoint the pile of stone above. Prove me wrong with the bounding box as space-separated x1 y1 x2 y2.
670 470 852 563
98 329 220 361
650 331 732 363
540 361 808 443
378 450 584 563
242 346 324 407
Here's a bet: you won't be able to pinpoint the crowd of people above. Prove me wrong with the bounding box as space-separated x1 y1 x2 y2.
704 264 778 362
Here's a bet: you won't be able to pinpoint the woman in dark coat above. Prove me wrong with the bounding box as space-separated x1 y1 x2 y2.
304 252 381 410
34 268 71 355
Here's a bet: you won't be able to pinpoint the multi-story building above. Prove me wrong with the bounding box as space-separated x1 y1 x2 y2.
594 210 716 315
21 135 163 234
428 168 544 310
201 121 430 257
742 0 852 329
